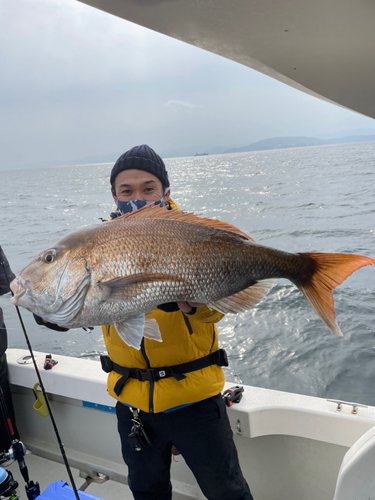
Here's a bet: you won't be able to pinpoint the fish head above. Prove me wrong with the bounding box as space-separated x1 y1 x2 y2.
10 242 91 326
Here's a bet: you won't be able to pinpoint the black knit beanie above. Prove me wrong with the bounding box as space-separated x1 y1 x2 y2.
110 145 169 195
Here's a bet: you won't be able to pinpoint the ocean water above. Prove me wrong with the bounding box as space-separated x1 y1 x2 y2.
1 142 375 405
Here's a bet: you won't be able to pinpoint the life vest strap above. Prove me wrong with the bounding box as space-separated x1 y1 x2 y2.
100 349 228 397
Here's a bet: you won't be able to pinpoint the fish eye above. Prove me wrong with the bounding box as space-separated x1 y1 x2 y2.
43 250 56 263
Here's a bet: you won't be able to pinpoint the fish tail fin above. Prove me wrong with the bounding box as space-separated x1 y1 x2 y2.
297 253 375 336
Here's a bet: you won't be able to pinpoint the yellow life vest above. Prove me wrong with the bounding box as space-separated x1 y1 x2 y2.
102 198 225 413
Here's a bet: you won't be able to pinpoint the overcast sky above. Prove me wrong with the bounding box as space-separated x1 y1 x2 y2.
1 0 375 169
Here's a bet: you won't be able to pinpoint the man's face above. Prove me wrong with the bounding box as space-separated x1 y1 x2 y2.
113 169 168 203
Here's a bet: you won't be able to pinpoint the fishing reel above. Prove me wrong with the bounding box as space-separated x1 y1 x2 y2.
1 388 40 499
0 467 19 499
223 385 244 407
0 442 40 500
43 354 58 370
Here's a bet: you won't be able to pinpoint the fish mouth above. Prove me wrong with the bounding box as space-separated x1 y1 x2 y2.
10 277 27 305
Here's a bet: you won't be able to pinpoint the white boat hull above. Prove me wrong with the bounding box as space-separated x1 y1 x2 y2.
7 348 375 499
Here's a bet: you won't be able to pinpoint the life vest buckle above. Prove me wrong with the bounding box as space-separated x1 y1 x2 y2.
100 355 114 373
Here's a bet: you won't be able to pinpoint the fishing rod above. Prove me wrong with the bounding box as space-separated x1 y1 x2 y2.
0 385 15 450
0 384 39 499
0 258 81 500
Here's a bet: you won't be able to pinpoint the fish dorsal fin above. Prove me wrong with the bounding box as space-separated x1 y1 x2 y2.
209 280 274 314
113 204 254 241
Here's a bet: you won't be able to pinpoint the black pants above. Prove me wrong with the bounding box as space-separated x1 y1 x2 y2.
116 394 253 500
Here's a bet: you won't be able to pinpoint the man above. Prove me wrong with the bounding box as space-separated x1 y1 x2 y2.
0 246 20 452
104 145 253 500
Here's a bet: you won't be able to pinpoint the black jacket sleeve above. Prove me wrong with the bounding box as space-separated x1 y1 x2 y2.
33 314 69 332
157 302 180 313
0 246 15 296
157 303 198 315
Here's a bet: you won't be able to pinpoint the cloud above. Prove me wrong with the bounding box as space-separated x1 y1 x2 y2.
163 100 202 108
1 0 374 169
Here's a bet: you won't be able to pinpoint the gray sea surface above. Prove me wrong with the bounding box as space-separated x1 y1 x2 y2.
1 142 375 405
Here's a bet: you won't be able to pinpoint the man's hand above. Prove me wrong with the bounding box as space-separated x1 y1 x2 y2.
177 301 205 314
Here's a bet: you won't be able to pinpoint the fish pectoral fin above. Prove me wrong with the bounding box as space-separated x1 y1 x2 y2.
144 318 163 342
209 280 274 314
115 316 163 350
115 316 145 350
98 273 188 301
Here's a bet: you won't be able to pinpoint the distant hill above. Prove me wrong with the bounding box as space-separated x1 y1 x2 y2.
2 132 375 171
223 135 375 154
316 128 375 140
325 135 375 145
